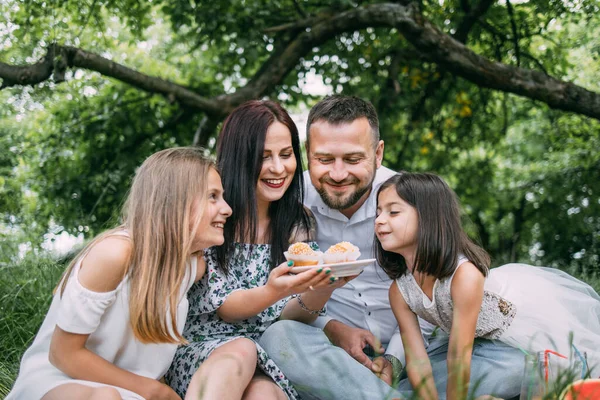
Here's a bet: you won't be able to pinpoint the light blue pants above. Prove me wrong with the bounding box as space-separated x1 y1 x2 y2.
259 320 524 400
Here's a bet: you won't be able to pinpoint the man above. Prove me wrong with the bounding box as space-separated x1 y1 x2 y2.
260 96 523 399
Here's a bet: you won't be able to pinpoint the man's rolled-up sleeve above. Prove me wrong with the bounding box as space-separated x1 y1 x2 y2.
384 326 406 365
310 314 334 330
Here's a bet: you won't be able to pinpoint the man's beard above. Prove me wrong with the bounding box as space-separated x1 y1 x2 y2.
316 174 375 211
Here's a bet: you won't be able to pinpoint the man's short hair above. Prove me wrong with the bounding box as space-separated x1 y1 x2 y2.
306 95 380 150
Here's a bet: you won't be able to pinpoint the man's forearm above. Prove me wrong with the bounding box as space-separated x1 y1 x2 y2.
323 319 344 342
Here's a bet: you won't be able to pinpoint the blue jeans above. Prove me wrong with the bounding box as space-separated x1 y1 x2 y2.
397 330 524 399
259 320 524 400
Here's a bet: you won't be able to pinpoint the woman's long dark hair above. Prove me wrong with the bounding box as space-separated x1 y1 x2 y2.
375 172 490 280
216 100 311 273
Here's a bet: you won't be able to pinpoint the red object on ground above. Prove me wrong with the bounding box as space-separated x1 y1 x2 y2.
561 379 600 400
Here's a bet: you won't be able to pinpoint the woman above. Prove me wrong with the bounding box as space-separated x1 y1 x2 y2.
166 101 340 400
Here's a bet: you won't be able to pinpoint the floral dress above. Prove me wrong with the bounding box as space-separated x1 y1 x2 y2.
166 242 313 400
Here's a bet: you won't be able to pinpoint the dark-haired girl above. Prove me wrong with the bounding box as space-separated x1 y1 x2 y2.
374 172 600 400
166 101 340 400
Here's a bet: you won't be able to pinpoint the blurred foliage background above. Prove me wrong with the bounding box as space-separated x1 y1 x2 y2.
2 0 597 269
1 0 599 393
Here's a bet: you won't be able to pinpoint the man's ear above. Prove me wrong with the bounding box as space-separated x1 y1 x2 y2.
375 140 384 168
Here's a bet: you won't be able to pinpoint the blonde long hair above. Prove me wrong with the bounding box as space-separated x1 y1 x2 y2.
56 147 214 344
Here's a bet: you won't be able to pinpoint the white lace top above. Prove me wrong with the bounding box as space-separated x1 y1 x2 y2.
394 257 516 340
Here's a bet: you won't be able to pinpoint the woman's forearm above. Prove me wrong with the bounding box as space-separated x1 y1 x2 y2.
279 289 333 323
217 285 282 323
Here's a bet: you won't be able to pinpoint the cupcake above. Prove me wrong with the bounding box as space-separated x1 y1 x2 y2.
284 242 323 266
323 241 361 264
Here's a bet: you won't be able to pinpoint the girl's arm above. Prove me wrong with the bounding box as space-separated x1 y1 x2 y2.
49 328 177 400
49 236 179 400
216 262 332 323
447 262 485 400
389 282 438 400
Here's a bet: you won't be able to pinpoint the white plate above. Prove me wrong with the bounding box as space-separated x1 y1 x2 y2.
289 259 376 277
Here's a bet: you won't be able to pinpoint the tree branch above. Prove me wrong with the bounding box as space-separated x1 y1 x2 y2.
454 0 496 43
409 0 495 123
76 0 99 40
0 49 55 88
356 3 600 120
505 0 521 66
216 2 600 120
410 75 446 122
191 115 220 148
263 17 315 33
0 44 225 115
292 0 308 18
2 3 600 121
520 51 548 75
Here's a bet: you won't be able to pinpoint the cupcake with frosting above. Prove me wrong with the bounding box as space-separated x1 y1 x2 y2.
284 242 323 266
323 241 361 264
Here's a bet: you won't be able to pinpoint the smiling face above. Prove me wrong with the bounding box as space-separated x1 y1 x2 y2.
307 117 383 218
256 121 297 208
191 168 232 252
375 186 419 259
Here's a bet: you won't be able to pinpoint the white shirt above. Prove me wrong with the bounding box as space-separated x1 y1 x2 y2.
304 167 434 364
7 231 197 400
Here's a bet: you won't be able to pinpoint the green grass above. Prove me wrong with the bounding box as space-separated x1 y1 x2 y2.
0 254 67 397
0 255 598 399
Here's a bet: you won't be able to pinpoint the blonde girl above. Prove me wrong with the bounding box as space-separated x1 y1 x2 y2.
7 147 232 400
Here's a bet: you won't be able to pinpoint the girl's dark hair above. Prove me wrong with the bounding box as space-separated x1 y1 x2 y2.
375 172 490 280
216 100 311 273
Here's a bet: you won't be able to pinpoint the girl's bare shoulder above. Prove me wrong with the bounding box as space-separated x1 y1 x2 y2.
78 235 132 293
455 261 484 277
451 262 485 299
